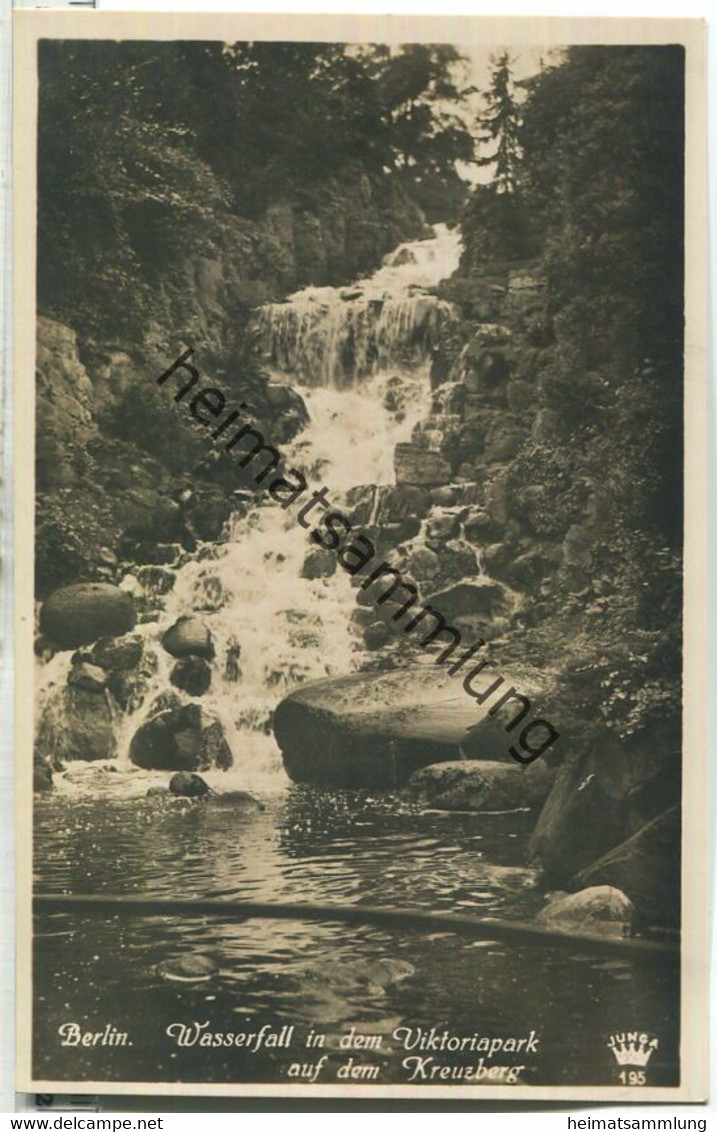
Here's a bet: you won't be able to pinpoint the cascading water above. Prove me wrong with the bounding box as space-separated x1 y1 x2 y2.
257 223 460 388
37 224 463 799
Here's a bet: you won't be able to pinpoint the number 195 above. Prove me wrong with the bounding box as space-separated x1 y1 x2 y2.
619 1070 646 1086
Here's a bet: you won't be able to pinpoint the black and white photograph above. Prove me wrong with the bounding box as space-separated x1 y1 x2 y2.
14 11 708 1101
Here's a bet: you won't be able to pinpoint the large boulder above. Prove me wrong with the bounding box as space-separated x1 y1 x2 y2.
162 616 215 660
394 444 452 487
363 621 390 650
463 348 510 393
158 954 219 983
182 483 232 543
129 704 232 772
40 583 137 650
426 511 461 544
427 580 509 619
91 634 144 672
264 382 309 428
275 669 472 788
483 424 524 463
202 720 234 769
536 886 635 935
375 517 422 555
169 771 211 798
67 661 108 692
570 807 680 926
33 756 53 794
170 657 212 696
301 547 337 580
403 759 553 812
529 737 680 881
403 546 440 581
380 484 432 523
105 647 158 713
274 663 550 788
37 686 117 764
463 507 501 544
458 711 544 764
529 754 624 880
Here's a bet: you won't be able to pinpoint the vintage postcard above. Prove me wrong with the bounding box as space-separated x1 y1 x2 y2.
14 11 708 1101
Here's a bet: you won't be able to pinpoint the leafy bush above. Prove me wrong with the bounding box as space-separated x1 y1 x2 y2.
35 509 87 597
106 382 209 477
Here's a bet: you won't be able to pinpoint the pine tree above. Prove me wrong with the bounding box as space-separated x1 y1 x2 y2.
477 51 522 194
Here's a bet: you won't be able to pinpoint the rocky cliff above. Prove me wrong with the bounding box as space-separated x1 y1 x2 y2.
41 168 427 359
131 169 427 360
433 261 678 919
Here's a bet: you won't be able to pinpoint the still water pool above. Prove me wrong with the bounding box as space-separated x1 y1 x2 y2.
33 786 679 1089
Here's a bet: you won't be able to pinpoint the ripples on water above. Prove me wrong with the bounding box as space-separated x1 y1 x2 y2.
34 788 679 1088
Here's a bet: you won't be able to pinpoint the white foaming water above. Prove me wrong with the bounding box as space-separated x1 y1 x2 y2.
39 225 462 800
291 223 463 303
352 223 463 297
257 223 461 388
298 364 433 489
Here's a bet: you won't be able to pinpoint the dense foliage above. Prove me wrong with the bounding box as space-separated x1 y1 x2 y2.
461 54 537 264
38 40 474 336
463 46 685 742
475 52 522 194
520 45 684 551
367 44 476 221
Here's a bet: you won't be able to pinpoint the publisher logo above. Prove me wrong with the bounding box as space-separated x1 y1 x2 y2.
608 1032 659 1068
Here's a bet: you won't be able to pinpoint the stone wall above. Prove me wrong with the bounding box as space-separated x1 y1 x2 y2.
323 256 681 923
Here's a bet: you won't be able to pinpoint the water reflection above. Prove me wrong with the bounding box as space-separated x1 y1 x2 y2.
34 789 679 1087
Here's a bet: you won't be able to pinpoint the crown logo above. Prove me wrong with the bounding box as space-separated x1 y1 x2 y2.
607 1032 659 1067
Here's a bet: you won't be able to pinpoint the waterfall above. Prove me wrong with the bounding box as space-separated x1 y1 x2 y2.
256 223 460 388
38 224 463 798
